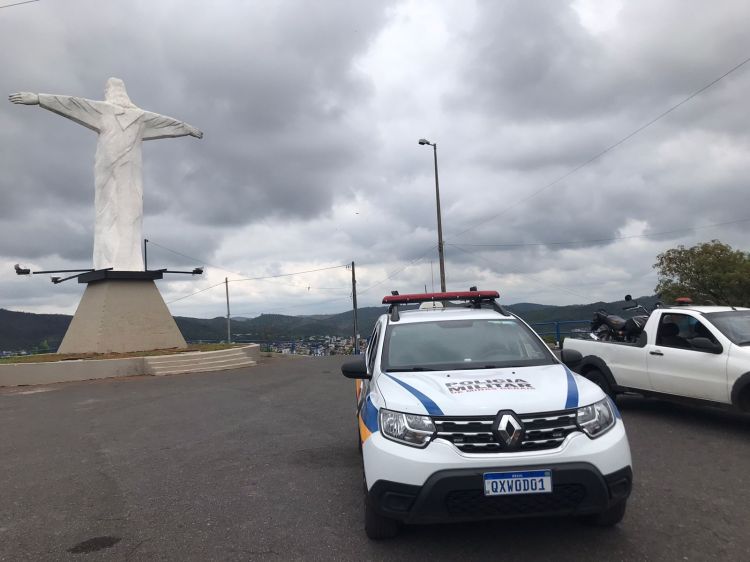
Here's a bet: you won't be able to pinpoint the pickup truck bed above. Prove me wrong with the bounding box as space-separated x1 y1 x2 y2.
562 306 750 411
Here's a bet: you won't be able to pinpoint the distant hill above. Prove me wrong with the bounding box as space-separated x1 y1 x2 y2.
0 309 71 352
0 297 659 352
505 295 662 324
191 306 388 341
503 303 551 314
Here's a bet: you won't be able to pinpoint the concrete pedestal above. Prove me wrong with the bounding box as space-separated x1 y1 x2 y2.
58 275 187 354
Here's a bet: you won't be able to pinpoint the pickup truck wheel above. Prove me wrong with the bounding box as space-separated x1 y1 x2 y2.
584 368 615 399
365 495 400 539
583 500 627 527
737 387 750 412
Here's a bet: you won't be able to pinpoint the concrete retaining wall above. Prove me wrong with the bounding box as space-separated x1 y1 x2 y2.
0 345 260 387
0 357 145 387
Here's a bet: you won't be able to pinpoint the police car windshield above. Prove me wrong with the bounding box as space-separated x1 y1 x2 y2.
704 310 750 345
382 318 556 372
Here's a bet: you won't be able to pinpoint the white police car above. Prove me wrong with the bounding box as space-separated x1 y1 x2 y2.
341 290 633 539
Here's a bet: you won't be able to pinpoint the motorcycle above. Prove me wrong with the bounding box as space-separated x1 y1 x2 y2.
590 295 658 342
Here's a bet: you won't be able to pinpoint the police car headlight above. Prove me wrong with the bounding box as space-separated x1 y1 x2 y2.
379 409 436 448
576 398 615 438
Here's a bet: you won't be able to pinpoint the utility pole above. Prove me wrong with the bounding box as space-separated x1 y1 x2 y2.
143 238 149 271
351 261 359 355
419 139 446 291
225 277 231 344
432 143 446 292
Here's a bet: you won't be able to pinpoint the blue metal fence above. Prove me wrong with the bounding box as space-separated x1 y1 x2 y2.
529 320 590 347
195 339 348 355
189 321 593 355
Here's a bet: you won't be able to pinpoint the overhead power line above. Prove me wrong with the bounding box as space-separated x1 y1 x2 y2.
166 281 226 304
0 0 39 9
165 263 350 304
357 244 439 295
146 240 243 278
454 246 591 299
359 55 750 296
231 264 349 283
450 217 750 249
447 54 750 243
231 294 356 319
161 55 750 305
153 234 433 303
149 240 349 292
252 277 348 291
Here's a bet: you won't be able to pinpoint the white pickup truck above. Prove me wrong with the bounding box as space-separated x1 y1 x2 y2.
561 305 750 412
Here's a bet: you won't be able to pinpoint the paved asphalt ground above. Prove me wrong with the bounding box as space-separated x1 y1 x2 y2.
1 355 748 561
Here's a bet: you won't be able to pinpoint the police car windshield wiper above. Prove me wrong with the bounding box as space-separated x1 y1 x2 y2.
388 366 433 372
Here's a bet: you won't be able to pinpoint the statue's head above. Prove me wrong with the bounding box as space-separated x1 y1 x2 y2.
104 78 137 109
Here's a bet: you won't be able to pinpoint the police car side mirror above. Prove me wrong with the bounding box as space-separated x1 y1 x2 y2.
341 357 371 379
561 348 583 367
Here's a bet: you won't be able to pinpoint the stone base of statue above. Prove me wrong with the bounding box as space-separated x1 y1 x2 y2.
58 270 187 355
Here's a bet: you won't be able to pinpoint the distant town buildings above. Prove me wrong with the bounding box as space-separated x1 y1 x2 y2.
1 335 367 359
244 335 366 356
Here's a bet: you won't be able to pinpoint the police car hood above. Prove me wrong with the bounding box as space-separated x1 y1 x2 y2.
378 364 602 416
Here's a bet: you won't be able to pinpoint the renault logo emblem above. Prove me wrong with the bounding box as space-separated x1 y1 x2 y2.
493 410 524 449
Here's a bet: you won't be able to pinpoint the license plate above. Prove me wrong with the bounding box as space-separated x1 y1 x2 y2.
483 470 552 496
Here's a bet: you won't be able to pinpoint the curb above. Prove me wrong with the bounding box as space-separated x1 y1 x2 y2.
0 344 260 387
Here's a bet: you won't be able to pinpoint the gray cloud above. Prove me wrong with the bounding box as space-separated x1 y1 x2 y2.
2 0 749 317
454 1 750 123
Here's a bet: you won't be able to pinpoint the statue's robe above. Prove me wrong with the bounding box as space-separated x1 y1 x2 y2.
38 94 193 270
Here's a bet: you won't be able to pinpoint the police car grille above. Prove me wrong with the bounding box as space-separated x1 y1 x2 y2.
432 410 578 453
445 484 586 516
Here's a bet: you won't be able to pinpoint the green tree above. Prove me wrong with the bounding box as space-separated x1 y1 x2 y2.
654 240 750 306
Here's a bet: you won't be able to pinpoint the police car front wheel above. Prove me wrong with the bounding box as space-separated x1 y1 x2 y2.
365 495 400 540
583 499 627 527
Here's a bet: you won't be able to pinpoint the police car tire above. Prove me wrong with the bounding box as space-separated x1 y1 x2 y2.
586 368 615 399
584 499 627 527
365 497 400 539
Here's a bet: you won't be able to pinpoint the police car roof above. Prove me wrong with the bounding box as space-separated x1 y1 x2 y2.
385 306 514 325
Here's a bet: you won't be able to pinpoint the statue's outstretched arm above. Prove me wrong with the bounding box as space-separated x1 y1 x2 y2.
142 111 203 141
10 93 104 132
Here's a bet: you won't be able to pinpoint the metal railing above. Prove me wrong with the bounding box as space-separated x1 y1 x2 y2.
529 320 590 347
188 338 359 355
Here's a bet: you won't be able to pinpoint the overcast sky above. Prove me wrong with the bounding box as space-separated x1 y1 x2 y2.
1 0 749 319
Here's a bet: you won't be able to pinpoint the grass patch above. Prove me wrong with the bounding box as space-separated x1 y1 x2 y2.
0 343 244 364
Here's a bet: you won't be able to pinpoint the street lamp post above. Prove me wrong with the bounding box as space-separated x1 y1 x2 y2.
419 138 446 292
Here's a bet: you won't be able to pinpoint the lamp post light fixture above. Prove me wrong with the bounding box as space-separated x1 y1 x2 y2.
418 138 446 292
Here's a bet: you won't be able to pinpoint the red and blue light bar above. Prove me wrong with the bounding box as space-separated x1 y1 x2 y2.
382 290 500 305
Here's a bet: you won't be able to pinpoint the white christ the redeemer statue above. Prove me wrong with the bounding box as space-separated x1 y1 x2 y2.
9 78 203 271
